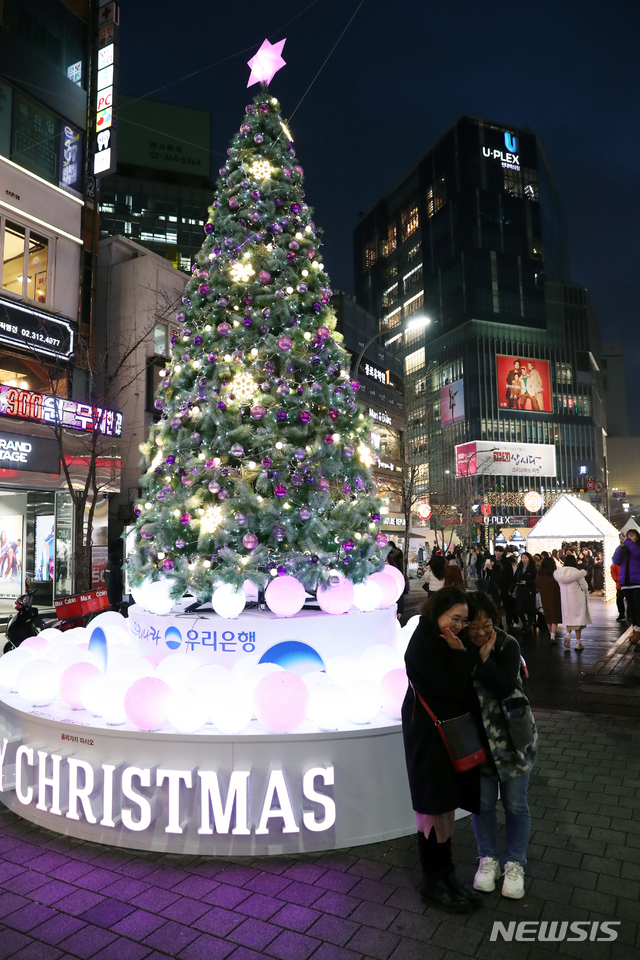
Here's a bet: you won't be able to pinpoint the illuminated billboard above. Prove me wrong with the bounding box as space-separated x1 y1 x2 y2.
496 355 552 413
455 441 556 478
440 378 465 426
117 95 211 178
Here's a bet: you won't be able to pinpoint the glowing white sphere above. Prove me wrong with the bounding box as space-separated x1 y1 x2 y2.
265 575 306 618
90 611 129 635
56 649 103 674
156 653 200 691
231 654 260 683
80 674 110 715
325 656 360 689
383 564 406 601
167 690 209 733
106 655 155 684
131 576 178 615
352 580 383 612
20 636 51 658
189 663 232 692
302 670 333 691
345 680 383 724
368 571 398 608
211 583 246 619
102 626 131 646
38 627 67 643
242 662 285 699
98 680 128 725
16 659 61 706
242 579 259 601
317 576 354 615
359 645 402 685
209 685 253 734
0 648 35 691
104 643 134 663
61 627 91 645
46 643 80 664
380 667 408 720
307 685 349 730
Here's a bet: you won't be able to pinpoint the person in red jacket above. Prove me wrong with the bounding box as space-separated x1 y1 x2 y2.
612 533 627 622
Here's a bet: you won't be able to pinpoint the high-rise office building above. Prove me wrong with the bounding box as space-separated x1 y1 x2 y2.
98 94 213 273
354 116 607 521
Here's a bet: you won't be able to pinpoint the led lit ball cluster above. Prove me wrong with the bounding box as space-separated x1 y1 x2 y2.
0 610 414 736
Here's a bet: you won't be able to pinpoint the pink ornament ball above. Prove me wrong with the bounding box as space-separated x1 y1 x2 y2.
380 668 407 720
124 677 172 730
317 576 354 615
265 575 306 618
383 564 406 602
254 671 308 733
60 662 100 709
368 571 398 608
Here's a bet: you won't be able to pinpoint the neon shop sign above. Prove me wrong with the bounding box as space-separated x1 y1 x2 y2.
482 131 520 171
0 386 123 437
1 741 335 837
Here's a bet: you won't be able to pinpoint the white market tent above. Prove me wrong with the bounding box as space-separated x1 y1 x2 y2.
526 494 619 601
621 517 640 535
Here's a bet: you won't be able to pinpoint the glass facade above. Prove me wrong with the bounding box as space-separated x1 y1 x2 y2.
99 176 214 272
354 116 605 504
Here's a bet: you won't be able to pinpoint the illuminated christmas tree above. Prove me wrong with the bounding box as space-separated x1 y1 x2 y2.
128 43 389 611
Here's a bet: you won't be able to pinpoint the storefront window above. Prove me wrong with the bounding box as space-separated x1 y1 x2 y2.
28 232 48 303
1 219 49 304
55 491 73 599
2 221 26 295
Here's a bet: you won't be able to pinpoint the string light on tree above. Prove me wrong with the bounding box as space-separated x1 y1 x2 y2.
199 505 224 535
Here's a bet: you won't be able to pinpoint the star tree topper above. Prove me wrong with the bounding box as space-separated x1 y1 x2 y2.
247 38 286 87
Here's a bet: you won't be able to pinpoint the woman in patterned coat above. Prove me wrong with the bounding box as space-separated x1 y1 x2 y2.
462 592 537 901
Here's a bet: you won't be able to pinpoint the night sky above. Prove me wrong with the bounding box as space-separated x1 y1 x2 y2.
118 0 640 428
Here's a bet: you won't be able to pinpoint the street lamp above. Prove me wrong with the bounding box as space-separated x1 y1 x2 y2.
353 314 431 380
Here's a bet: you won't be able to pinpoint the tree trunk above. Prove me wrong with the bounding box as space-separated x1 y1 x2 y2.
74 514 92 594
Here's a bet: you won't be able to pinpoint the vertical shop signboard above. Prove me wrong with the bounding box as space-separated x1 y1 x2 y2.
93 2 119 177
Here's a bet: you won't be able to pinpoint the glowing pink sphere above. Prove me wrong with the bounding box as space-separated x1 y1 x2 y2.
254 672 308 733
380 668 408 720
265 575 306 618
317 576 354 615
20 636 50 657
383 564 405 601
60 661 100 709
124 677 172 730
368 571 399 608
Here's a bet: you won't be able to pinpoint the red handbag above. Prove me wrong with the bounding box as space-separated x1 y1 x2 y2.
414 687 486 773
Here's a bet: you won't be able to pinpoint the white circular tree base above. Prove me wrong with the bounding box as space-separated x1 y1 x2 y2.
0 694 415 856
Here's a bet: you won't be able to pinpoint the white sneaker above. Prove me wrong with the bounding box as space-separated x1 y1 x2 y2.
473 856 501 892
502 860 525 899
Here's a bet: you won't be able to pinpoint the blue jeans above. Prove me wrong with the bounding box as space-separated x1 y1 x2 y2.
472 773 531 865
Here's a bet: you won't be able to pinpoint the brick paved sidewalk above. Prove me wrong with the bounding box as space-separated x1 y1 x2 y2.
0 710 638 960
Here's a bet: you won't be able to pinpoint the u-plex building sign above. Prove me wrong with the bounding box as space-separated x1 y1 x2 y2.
456 440 556 478
0 432 59 475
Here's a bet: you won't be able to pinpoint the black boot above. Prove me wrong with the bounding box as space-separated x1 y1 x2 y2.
416 832 472 914
443 863 484 909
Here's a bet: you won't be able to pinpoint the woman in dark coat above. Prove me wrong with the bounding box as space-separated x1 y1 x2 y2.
514 552 537 634
402 586 484 913
535 557 562 644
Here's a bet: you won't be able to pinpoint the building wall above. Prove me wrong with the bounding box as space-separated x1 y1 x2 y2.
96 235 187 543
606 437 640 501
602 343 629 437
353 116 606 505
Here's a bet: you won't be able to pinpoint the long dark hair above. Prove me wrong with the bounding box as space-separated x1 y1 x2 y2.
563 554 578 568
539 557 556 576
428 554 446 580
421 586 467 625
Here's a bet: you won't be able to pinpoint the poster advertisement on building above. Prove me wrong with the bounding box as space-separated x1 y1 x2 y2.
455 441 557 478
496 355 552 412
440 378 465 425
35 514 55 581
0 515 23 598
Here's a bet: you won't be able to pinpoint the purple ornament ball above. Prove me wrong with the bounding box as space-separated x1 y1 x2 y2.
242 532 259 550
180 513 192 526
278 335 292 351
204 223 214 235
298 507 311 520
274 484 287 497
259 270 271 285
217 322 231 336
375 533 388 547
273 525 285 540
162 558 175 571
